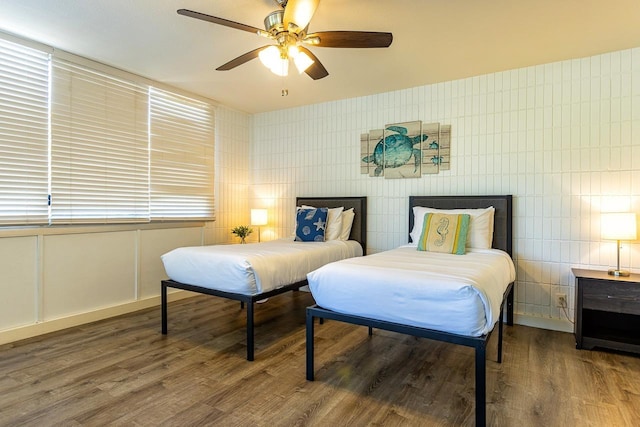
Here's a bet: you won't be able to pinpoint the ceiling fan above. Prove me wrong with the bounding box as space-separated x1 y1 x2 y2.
177 0 393 80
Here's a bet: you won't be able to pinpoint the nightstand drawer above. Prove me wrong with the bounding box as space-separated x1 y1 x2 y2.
582 279 640 315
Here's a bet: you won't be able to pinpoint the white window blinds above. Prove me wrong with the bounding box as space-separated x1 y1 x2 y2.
1 32 216 227
50 58 149 224
150 88 215 220
0 38 50 225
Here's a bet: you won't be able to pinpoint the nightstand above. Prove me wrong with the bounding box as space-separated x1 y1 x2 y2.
573 268 640 354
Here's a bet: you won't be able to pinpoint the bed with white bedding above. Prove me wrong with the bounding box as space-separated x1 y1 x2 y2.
309 246 515 337
161 196 367 361
305 195 514 427
163 238 362 295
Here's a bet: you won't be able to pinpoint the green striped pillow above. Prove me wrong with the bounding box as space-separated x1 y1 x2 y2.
417 213 471 255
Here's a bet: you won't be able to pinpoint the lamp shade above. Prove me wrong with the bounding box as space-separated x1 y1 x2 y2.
251 209 268 226
601 212 637 241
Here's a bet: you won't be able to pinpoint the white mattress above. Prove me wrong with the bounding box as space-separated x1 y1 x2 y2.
161 238 363 295
307 246 516 336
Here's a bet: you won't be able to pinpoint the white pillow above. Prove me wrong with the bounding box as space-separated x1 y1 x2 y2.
339 208 355 240
410 206 495 249
301 205 344 241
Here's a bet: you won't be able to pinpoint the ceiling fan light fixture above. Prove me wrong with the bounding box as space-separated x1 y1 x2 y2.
286 0 319 30
259 46 289 76
287 45 300 57
287 45 313 73
259 45 279 67
272 57 289 76
293 50 314 73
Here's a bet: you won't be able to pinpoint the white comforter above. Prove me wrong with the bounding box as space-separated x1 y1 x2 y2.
307 246 516 336
161 238 363 295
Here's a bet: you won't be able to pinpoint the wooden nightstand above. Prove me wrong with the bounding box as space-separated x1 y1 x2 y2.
573 268 640 354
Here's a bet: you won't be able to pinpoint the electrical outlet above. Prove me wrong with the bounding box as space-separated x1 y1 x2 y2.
555 293 567 308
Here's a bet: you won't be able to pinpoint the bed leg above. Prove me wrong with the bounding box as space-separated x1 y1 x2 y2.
475 345 487 427
246 302 254 361
497 307 504 363
306 310 315 381
507 284 514 326
240 301 244 309
161 282 168 335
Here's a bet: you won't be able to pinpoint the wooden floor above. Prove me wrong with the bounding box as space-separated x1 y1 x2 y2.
1 291 639 427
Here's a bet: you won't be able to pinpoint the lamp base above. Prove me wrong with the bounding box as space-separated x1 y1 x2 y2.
608 269 630 277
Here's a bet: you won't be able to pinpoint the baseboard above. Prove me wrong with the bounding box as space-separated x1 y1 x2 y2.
514 313 574 333
1 297 575 346
0 290 197 346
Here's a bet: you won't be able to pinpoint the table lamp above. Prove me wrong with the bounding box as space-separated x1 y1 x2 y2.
601 212 637 277
251 209 268 242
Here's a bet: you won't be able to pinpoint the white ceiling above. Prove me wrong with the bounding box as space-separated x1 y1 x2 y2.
1 0 640 114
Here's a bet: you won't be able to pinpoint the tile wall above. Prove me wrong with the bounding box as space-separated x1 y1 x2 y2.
249 47 640 331
209 106 252 244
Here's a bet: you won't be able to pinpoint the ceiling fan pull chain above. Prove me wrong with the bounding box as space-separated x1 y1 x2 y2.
281 71 289 97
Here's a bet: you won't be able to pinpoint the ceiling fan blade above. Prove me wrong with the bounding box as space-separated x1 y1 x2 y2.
216 46 270 71
306 31 393 48
298 47 328 80
177 9 262 34
283 0 319 31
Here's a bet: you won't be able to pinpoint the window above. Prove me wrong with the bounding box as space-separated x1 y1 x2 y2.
0 35 216 226
150 88 215 221
50 58 149 224
0 37 50 225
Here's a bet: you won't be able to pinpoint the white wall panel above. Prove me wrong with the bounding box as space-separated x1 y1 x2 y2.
0 236 37 330
139 227 203 299
43 231 136 320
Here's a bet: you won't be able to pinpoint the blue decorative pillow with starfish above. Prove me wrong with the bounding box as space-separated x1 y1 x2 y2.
295 207 328 242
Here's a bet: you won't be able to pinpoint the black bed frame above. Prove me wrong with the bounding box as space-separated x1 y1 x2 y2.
161 196 367 361
306 195 514 427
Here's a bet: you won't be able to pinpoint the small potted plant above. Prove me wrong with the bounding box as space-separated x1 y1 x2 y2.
231 225 253 244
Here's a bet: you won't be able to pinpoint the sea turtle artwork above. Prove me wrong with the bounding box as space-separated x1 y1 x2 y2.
359 121 451 178
420 122 441 175
362 125 428 178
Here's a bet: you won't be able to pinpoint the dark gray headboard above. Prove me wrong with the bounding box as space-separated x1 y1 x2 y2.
296 196 367 253
408 195 513 256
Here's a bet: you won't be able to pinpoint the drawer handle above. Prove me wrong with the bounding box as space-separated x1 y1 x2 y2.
607 295 639 302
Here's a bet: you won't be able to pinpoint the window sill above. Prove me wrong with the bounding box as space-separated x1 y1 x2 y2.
0 221 207 238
